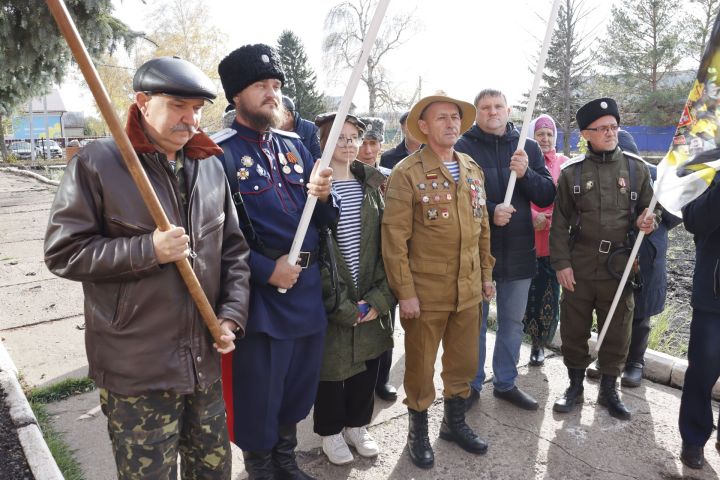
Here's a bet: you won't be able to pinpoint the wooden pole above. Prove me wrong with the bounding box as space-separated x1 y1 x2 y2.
502 0 561 206
45 0 228 348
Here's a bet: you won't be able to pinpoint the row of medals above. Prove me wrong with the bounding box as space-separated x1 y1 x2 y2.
237 153 304 181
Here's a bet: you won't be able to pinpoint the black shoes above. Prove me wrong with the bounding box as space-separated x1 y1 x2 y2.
273 424 316 480
529 344 545 366
597 375 631 420
407 408 434 469
553 368 585 413
465 387 480 412
680 443 704 469
493 385 539 411
376 383 398 402
243 450 274 480
586 360 601 379
439 396 488 454
621 362 643 388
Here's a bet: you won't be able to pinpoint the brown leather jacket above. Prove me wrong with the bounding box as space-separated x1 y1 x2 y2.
44 105 250 395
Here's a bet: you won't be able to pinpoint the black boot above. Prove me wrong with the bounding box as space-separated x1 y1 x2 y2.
553 368 585 413
529 342 545 366
243 450 274 480
439 396 488 454
597 375 631 420
407 408 434 469
621 362 643 388
272 424 316 480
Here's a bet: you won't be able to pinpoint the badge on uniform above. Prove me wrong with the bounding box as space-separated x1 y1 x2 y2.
422 195 430 203
446 193 452 201
278 153 288 165
441 208 449 219
294 164 304 174
418 183 426 190
237 168 250 180
427 208 438 220
241 156 254 167
282 165 292 175
431 181 438 189
287 152 298 164
585 180 594 191
256 164 267 177
434 194 440 202
426 173 438 180
617 177 627 194
443 180 450 188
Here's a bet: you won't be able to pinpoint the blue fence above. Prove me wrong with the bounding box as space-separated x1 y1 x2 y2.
556 125 676 153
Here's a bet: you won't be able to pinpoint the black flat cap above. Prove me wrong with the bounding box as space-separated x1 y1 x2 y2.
576 97 620 130
218 44 285 104
133 56 216 103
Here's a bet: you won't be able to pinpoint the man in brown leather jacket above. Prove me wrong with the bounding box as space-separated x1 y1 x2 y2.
44 57 250 479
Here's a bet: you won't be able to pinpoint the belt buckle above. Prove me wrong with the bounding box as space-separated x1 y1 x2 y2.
599 240 611 254
297 251 311 269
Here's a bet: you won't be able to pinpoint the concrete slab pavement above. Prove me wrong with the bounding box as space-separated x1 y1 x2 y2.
3 168 720 479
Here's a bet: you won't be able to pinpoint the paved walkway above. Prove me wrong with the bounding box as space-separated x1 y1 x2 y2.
1 169 719 479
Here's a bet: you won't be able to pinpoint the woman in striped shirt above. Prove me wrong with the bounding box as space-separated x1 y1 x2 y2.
312 113 396 466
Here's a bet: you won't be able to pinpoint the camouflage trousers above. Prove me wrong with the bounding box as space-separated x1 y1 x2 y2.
99 380 231 479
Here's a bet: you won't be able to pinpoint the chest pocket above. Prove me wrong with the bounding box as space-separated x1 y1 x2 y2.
417 189 454 226
237 168 271 195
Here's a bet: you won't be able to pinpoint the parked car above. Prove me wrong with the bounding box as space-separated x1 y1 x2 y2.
35 139 63 159
9 142 36 160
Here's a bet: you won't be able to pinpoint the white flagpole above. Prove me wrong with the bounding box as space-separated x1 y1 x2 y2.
594 196 658 352
502 0 561 206
279 0 391 293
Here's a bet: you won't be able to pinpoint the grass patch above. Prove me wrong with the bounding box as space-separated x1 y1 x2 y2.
647 306 688 357
23 377 95 480
30 401 86 480
27 377 95 404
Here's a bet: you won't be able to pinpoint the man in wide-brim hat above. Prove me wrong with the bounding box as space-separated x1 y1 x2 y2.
381 93 496 469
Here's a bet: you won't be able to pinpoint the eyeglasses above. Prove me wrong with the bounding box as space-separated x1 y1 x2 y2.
584 124 619 134
336 135 362 147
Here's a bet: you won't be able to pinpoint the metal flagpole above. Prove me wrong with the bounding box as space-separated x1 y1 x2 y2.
502 0 561 206
279 0 391 293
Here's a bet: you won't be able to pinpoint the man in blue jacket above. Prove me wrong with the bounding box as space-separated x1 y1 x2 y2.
281 95 322 160
678 176 720 470
455 89 555 411
216 43 337 480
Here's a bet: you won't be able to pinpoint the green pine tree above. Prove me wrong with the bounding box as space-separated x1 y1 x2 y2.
277 30 325 120
0 0 140 159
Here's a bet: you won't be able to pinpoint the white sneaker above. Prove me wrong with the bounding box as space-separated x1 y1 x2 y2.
322 433 354 465
343 426 380 457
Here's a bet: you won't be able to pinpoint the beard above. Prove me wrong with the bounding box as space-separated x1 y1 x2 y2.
237 99 286 131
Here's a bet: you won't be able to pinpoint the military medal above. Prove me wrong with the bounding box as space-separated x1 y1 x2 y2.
256 164 267 177
431 181 438 189
434 194 440 202
237 168 250 180
446 193 452 201
441 208 449 219
422 195 430 203
443 180 450 188
585 180 594 191
278 153 288 165
418 183 426 190
282 165 292 174
241 155 254 167
427 208 438 220
294 164 304 174
426 173 438 180
287 152 298 164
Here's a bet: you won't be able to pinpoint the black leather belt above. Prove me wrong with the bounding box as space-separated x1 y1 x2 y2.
262 248 318 269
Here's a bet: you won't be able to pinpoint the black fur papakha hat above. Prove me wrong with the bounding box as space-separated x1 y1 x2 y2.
576 97 620 130
218 44 285 104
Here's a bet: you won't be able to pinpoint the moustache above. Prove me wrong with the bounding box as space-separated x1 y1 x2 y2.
171 124 197 134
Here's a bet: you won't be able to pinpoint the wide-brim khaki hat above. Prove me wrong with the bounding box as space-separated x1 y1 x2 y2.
407 93 476 144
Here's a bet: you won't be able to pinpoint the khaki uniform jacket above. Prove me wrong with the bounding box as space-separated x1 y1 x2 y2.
381 147 495 312
550 148 658 280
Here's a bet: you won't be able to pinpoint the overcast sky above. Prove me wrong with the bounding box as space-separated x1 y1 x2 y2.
60 0 617 115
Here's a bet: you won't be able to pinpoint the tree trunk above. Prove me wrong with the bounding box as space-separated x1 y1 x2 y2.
0 113 7 162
